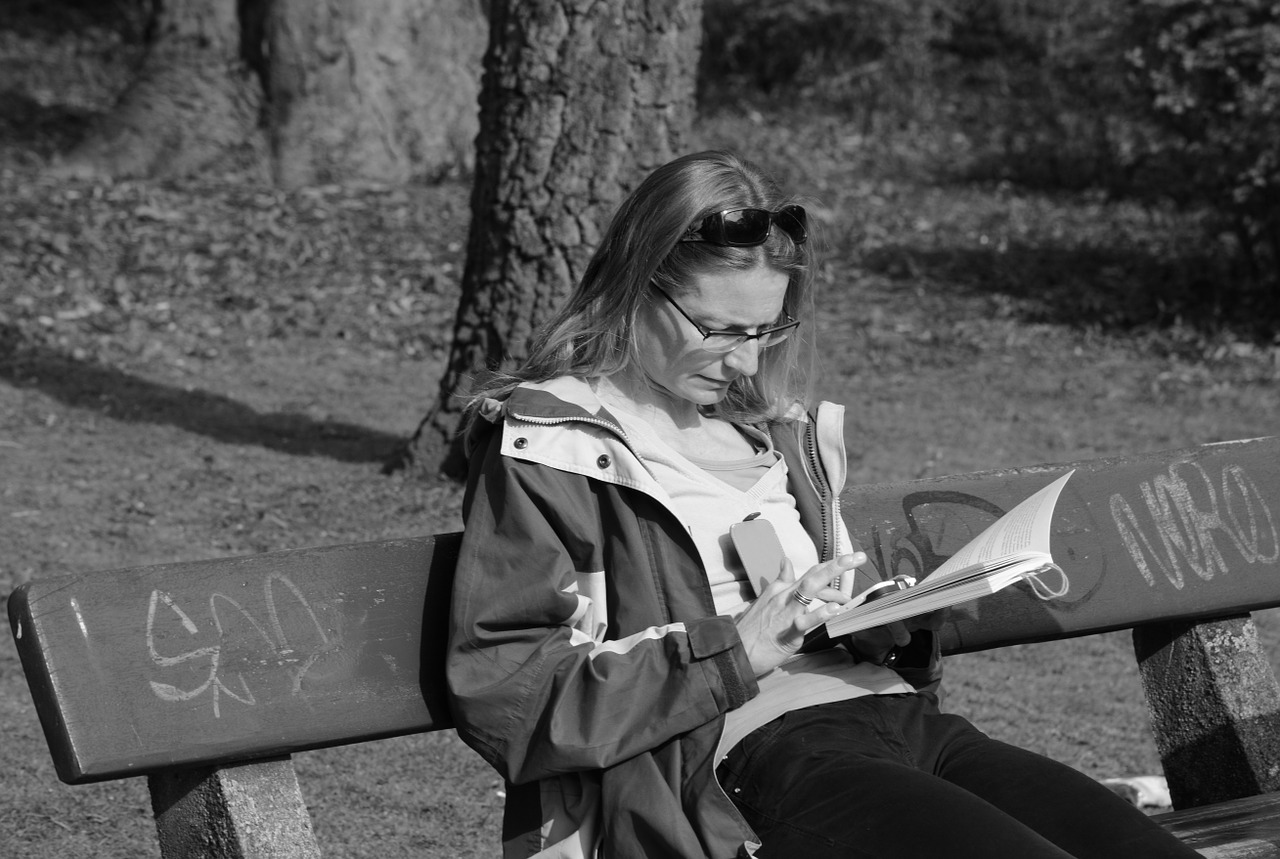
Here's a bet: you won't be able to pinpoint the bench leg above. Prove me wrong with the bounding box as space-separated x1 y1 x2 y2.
148 756 321 858
1134 615 1280 810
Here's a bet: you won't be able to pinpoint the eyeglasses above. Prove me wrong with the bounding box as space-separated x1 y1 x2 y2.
658 289 800 353
679 205 808 247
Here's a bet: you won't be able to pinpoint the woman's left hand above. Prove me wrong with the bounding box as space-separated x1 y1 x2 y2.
847 608 948 666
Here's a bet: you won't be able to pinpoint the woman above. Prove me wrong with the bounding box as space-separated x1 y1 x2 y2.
446 150 1197 859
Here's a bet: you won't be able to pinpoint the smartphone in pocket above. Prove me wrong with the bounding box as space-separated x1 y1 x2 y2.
730 517 787 597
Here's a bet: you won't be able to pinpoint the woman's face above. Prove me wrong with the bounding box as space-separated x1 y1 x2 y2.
633 264 790 410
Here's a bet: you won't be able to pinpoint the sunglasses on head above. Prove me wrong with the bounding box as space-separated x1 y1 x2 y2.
679 204 808 247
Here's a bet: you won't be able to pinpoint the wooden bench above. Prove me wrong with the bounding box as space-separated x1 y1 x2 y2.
9 435 1280 857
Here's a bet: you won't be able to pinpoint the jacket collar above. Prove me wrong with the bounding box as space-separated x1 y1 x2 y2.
488 377 664 496
504 377 624 429
474 377 847 522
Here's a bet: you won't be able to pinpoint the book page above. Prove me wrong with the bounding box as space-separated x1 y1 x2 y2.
930 470 1074 580
823 469 1074 637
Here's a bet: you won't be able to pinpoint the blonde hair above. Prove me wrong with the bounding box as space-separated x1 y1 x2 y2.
468 149 817 424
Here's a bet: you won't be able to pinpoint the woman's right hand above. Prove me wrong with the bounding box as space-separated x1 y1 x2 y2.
734 552 865 677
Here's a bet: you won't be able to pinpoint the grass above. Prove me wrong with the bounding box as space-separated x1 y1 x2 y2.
3 19 1280 859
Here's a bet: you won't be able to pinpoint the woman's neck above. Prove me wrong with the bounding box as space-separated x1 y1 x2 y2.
592 373 760 462
592 373 703 434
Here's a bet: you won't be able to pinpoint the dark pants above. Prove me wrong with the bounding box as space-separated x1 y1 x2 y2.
716 693 1200 859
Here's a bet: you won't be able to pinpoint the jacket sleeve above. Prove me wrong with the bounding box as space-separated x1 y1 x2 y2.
445 425 759 785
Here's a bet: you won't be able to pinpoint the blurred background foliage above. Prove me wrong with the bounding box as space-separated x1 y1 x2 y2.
3 0 1278 342
701 0 1280 333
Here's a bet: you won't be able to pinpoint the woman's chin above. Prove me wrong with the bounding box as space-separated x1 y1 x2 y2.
684 381 731 404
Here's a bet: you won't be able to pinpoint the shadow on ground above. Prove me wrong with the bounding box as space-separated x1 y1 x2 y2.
0 331 405 464
862 238 1273 339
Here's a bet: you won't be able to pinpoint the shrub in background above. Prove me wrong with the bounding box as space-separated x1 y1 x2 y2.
698 0 1280 334
699 0 949 133
700 0 1151 191
1123 0 1280 300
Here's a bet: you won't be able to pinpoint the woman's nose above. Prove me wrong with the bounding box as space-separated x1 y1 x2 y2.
722 338 760 376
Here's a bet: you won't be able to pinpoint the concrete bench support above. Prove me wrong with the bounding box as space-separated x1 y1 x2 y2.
149 757 320 859
1134 615 1280 809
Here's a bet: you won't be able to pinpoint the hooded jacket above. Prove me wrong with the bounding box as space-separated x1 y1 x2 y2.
446 377 939 859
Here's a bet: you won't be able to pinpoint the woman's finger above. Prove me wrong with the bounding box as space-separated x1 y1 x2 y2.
885 620 911 648
786 553 866 614
797 552 864 593
910 607 949 631
777 557 797 585
795 600 846 633
814 584 851 605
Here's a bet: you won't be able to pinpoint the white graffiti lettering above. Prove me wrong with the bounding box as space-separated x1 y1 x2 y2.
1110 462 1279 589
146 573 332 718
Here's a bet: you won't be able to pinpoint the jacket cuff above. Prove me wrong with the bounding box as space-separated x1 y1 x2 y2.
687 616 759 710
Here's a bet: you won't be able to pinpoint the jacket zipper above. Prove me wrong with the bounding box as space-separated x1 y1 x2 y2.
509 411 633 446
801 420 835 562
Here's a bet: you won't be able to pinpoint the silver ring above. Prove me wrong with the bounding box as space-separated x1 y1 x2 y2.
793 591 815 607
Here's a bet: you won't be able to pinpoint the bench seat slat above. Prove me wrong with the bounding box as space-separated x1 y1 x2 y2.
1154 793 1280 856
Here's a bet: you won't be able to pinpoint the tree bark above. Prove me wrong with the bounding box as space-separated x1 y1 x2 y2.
53 0 485 185
54 0 263 181
266 0 486 188
398 0 703 477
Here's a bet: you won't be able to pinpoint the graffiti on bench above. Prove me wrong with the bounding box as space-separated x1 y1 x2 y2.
867 490 1007 585
146 573 377 718
1110 462 1279 590
857 456 1280 620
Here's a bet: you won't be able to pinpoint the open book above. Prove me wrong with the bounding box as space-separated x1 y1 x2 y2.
824 470 1075 638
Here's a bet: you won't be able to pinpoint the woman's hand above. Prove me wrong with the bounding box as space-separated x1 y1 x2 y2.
846 608 949 667
734 552 865 677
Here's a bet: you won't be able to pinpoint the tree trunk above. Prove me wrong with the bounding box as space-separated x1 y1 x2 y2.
53 0 485 185
266 0 486 188
54 0 264 181
397 0 703 477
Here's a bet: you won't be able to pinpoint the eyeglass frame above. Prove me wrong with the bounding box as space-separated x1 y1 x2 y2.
656 288 801 353
678 204 809 247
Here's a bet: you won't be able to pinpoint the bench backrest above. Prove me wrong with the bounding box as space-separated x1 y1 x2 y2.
850 435 1280 652
9 535 460 783
9 436 1280 785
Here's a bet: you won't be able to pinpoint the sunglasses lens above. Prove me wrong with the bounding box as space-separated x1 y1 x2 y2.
720 209 772 245
774 205 808 245
681 206 809 247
